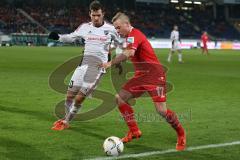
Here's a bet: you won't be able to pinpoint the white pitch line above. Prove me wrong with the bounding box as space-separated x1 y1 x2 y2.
85 140 240 160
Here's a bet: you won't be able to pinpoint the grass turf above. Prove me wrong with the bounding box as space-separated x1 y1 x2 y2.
0 47 239 160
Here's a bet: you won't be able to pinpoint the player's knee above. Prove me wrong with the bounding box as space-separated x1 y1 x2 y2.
155 102 167 116
115 94 121 105
66 95 74 102
65 93 74 107
115 94 126 106
75 94 85 105
66 91 75 100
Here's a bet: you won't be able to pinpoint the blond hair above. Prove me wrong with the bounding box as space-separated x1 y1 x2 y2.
112 12 130 23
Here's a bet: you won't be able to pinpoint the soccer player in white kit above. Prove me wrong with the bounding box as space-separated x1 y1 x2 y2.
49 1 121 130
167 25 183 63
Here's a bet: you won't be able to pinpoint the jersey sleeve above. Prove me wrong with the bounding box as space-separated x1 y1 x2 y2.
110 29 122 45
127 32 142 50
170 31 175 41
59 23 86 43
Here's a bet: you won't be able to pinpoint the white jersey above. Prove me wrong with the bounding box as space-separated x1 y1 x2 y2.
170 30 181 51
170 30 180 42
59 22 121 63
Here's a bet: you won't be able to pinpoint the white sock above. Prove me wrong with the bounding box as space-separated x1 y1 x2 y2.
167 53 172 62
64 104 81 123
178 53 182 62
64 100 73 114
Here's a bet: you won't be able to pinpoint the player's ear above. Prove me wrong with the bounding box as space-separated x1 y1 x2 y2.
101 10 105 17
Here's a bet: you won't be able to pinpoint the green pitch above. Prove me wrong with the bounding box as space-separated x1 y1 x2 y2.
0 47 239 160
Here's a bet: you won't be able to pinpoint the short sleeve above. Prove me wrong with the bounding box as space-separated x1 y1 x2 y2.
75 23 87 37
127 32 142 50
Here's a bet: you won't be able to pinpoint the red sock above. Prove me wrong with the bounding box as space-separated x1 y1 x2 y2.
118 103 139 132
165 109 185 136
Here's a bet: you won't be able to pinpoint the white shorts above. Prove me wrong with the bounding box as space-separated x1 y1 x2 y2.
68 65 105 95
171 40 181 51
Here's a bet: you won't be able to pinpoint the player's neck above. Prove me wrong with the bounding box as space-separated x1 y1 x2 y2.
93 21 105 28
128 26 133 34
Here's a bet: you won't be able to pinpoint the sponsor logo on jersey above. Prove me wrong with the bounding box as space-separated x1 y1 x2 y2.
104 30 109 35
87 36 108 41
127 37 134 44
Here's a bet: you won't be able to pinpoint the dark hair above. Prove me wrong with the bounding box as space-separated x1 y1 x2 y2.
89 0 104 11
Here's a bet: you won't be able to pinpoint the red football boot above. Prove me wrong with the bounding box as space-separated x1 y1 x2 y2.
176 131 186 151
51 119 69 131
121 130 142 143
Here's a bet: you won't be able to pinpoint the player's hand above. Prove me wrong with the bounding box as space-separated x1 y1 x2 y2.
101 62 112 69
48 31 59 40
115 63 123 75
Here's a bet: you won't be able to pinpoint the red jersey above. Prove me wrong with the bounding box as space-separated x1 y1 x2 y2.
126 28 164 76
123 28 166 102
201 34 209 43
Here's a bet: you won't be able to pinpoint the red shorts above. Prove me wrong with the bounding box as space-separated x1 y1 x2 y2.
122 74 166 102
203 43 207 49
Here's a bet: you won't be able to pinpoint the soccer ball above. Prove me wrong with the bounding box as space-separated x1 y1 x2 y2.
103 136 124 156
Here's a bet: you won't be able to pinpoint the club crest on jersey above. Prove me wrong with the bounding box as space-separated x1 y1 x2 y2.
104 30 109 35
127 37 134 44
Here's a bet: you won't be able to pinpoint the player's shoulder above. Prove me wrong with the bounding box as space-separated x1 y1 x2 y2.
76 22 91 31
103 21 113 27
103 21 115 30
172 30 177 33
83 22 93 28
131 28 147 40
131 28 144 36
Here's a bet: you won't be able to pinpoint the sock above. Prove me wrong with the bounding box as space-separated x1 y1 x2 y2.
64 104 81 124
167 53 172 62
64 99 73 114
118 103 139 133
164 109 184 136
178 53 182 62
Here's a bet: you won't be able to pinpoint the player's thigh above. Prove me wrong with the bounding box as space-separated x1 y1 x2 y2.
80 67 104 96
121 78 145 100
147 85 167 114
171 41 177 51
68 66 87 93
116 89 134 104
171 45 176 52
176 41 181 50
147 84 166 103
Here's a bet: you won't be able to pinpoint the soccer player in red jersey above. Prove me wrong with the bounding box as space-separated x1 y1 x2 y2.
201 31 209 55
102 12 186 151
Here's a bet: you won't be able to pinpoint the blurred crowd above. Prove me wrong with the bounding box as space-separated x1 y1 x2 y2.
0 3 239 40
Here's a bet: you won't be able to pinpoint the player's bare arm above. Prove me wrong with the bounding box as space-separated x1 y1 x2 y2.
102 49 135 69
